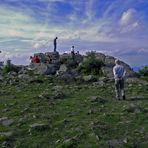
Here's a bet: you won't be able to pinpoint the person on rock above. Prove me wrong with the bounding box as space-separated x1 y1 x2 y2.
71 46 75 61
113 59 126 100
31 56 40 63
53 37 58 52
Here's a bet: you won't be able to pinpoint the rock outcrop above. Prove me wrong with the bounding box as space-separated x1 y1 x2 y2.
1 51 136 79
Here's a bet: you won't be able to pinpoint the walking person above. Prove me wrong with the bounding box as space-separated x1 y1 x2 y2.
53 37 58 52
113 59 126 100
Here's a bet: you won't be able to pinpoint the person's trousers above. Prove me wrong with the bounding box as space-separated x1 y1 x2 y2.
115 78 125 99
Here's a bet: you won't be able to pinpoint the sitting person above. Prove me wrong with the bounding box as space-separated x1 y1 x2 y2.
31 56 41 63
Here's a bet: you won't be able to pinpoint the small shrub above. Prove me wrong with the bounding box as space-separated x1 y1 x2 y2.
3 64 18 74
78 52 104 75
138 66 148 77
138 66 148 81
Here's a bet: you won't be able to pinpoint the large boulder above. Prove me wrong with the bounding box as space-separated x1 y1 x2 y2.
74 54 83 63
29 63 56 75
95 52 106 62
104 55 115 67
57 64 68 74
30 63 48 75
101 66 113 77
45 51 60 63
57 72 75 82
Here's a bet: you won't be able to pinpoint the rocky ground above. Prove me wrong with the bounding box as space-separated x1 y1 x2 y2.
0 75 148 148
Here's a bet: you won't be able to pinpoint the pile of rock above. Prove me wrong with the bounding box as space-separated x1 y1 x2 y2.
1 51 136 81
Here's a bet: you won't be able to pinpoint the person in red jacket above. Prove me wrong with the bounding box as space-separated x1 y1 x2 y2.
34 56 40 63
30 56 40 63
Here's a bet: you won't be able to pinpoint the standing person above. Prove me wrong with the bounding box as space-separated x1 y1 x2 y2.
71 46 75 61
113 59 126 100
53 37 58 52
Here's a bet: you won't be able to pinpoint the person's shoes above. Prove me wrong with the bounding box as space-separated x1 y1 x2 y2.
122 95 126 100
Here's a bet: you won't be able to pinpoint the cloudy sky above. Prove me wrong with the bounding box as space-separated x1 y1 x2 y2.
0 0 148 66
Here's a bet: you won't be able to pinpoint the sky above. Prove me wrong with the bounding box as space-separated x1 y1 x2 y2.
0 0 148 67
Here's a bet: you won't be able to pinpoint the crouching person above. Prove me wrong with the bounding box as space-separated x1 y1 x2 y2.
113 59 126 100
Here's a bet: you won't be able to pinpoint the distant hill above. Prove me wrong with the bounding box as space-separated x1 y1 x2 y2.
132 67 141 72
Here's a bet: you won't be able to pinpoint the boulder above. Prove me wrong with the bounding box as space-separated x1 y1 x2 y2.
46 64 57 75
18 74 33 82
29 123 50 132
74 54 83 63
101 66 113 77
82 75 97 82
0 117 14 126
104 55 115 67
57 64 68 74
126 103 141 113
0 75 3 81
95 52 106 62
57 72 75 82
45 51 60 63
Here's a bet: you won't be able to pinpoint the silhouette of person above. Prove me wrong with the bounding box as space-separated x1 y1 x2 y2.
53 37 58 52
71 46 75 60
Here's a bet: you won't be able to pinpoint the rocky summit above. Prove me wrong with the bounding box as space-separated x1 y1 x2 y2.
0 51 147 147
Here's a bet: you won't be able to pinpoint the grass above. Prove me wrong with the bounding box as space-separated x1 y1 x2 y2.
0 76 148 148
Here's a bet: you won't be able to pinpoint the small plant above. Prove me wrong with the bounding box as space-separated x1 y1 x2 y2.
3 60 18 74
78 51 104 75
138 66 148 77
138 66 148 81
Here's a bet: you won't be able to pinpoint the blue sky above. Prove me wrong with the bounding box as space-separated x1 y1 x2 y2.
0 0 148 66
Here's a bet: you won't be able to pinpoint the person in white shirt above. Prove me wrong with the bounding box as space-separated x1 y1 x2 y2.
113 59 126 100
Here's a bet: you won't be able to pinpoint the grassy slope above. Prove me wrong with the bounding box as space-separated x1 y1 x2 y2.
0 77 148 148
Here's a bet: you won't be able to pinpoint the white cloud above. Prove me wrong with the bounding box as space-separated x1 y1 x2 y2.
119 8 140 32
120 8 137 26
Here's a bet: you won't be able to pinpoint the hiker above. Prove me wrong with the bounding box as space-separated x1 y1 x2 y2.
30 56 34 63
71 46 75 60
113 59 126 100
53 37 58 52
31 56 40 63
76 51 79 55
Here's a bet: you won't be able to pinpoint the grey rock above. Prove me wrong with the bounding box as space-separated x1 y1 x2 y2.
51 90 65 100
126 103 141 113
29 123 49 132
58 64 68 73
105 55 115 67
8 71 17 76
0 131 13 137
52 85 63 91
83 75 97 82
101 66 113 77
0 117 8 122
129 96 147 100
143 108 148 113
0 75 3 81
19 116 27 123
93 81 105 87
0 117 14 126
90 96 107 104
57 72 75 82
38 91 51 99
108 139 124 148
18 74 32 81
74 54 83 63
95 52 106 62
